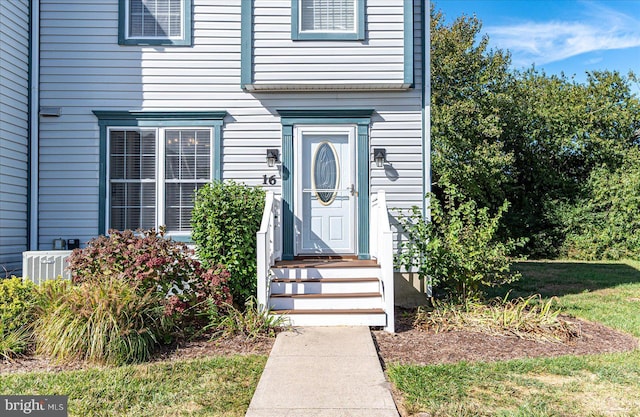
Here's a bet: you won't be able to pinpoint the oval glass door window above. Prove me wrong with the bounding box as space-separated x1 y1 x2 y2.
312 141 340 206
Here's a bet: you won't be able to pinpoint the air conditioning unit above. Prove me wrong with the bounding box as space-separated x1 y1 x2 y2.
22 251 73 284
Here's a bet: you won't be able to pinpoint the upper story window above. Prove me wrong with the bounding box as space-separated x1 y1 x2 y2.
119 0 192 46
291 0 365 41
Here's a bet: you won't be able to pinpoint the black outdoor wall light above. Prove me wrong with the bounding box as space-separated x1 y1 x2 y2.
266 149 280 167
373 148 386 167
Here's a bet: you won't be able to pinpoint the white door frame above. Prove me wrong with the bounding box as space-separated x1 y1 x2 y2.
293 125 357 255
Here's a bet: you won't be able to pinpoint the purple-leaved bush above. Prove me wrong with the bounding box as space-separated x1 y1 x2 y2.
67 228 232 327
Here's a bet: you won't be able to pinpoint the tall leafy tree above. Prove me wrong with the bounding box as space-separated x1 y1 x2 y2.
500 69 640 256
430 2 640 258
430 6 514 210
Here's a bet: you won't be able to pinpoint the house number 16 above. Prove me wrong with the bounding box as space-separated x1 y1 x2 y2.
262 175 277 185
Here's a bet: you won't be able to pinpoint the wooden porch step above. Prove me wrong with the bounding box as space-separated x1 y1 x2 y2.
294 255 359 260
271 277 379 283
271 308 385 315
274 259 379 269
270 292 381 299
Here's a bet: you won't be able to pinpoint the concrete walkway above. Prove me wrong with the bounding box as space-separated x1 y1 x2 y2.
245 326 399 417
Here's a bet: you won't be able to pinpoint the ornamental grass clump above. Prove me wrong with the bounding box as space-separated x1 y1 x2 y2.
34 275 169 365
204 297 287 340
39 228 234 364
415 295 581 343
0 324 31 360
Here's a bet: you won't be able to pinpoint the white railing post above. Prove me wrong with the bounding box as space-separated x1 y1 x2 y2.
257 191 275 310
369 194 379 258
371 191 395 333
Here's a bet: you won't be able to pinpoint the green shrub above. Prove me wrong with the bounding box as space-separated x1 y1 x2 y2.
0 277 38 358
561 148 640 260
191 181 266 305
396 184 523 301
0 277 37 334
67 228 232 330
34 275 170 365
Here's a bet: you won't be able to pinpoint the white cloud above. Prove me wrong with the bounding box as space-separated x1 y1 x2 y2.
484 1 640 68
585 57 603 65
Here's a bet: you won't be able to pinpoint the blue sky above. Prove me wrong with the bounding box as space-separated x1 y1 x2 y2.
435 0 640 95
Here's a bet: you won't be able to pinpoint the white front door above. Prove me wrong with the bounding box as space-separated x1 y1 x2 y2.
295 126 356 255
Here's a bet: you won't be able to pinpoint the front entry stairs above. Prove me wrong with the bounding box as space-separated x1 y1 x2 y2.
269 257 387 327
257 191 395 332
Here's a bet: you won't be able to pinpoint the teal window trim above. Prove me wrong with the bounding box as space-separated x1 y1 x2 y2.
291 0 365 41
240 0 253 88
118 0 193 46
93 110 226 235
404 0 414 87
277 109 374 260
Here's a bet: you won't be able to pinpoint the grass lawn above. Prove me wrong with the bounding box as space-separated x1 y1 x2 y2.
388 260 640 417
0 355 267 417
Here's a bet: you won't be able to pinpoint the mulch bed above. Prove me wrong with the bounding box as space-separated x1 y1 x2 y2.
0 336 275 375
372 308 639 366
2 309 637 375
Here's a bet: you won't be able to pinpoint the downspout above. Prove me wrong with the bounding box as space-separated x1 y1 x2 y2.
29 0 40 250
422 0 432 296
422 0 431 216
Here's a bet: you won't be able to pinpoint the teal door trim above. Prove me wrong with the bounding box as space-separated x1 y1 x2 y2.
277 109 374 260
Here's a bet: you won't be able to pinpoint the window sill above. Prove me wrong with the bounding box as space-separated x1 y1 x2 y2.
118 38 192 47
244 82 413 92
291 32 364 41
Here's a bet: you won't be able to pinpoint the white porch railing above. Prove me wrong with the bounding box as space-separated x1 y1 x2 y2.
256 190 394 332
256 191 281 309
370 191 395 333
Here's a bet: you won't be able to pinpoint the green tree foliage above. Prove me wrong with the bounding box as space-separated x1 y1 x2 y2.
430 6 514 210
500 69 640 256
431 3 640 259
561 148 640 260
396 184 522 301
191 181 266 305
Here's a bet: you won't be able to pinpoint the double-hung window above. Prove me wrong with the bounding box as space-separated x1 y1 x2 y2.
292 0 365 40
94 111 226 239
108 127 212 237
119 0 192 46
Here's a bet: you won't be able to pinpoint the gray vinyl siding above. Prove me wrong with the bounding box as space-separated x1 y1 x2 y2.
252 0 405 87
0 0 30 274
37 0 424 248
